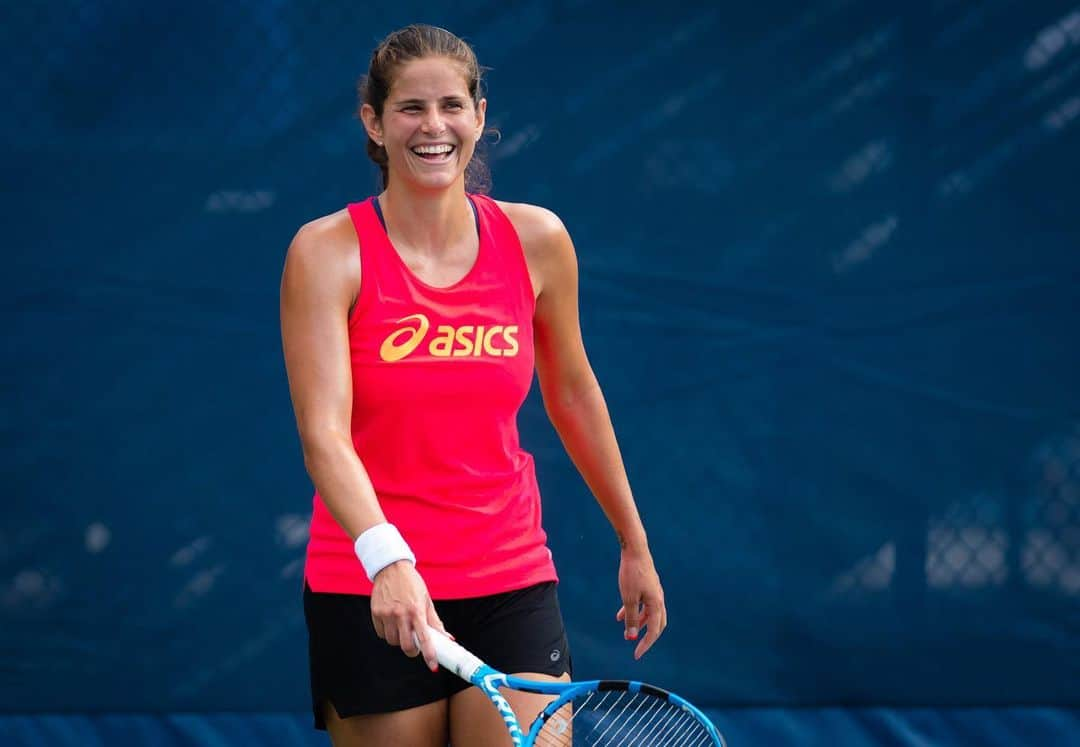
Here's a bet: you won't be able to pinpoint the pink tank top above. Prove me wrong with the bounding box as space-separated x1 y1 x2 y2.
303 194 558 598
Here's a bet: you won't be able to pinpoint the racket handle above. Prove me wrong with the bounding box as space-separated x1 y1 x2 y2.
416 626 485 681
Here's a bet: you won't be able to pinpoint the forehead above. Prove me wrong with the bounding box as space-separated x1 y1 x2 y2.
390 56 471 99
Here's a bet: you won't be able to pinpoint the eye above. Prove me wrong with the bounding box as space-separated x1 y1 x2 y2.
401 105 422 113
445 101 465 110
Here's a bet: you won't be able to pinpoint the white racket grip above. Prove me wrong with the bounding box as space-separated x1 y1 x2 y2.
420 626 485 681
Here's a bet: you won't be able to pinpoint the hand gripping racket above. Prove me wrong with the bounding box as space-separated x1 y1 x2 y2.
424 626 727 746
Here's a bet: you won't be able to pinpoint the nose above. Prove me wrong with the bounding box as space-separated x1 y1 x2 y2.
421 107 446 135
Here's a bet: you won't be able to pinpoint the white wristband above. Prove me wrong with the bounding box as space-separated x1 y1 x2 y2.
354 523 416 582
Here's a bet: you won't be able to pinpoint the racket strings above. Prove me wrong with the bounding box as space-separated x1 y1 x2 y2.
533 689 714 746
532 690 613 747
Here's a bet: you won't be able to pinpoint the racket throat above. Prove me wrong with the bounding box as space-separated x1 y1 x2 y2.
479 672 525 745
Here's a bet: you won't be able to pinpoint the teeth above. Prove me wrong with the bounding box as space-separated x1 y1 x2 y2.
412 144 453 155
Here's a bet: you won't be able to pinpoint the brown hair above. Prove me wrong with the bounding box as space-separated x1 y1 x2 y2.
358 25 492 193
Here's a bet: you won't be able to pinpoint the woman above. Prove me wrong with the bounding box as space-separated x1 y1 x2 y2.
280 24 666 746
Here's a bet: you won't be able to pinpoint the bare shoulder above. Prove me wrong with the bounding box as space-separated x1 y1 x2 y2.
495 200 569 252
282 208 360 302
289 208 356 260
494 201 577 302
494 201 575 292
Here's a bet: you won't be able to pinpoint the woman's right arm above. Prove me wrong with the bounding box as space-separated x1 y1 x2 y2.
279 216 444 670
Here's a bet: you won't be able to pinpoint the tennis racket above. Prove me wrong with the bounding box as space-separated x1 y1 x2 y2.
423 625 726 746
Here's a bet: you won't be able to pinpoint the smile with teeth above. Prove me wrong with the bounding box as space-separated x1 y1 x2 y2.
411 143 455 161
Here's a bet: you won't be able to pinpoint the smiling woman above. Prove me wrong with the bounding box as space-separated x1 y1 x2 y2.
279 23 667 747
357 26 490 196
363 56 485 192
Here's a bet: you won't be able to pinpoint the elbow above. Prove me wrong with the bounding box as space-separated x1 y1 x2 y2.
298 427 352 475
543 373 602 419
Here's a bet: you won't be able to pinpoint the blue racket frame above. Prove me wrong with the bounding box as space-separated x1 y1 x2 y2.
469 664 726 746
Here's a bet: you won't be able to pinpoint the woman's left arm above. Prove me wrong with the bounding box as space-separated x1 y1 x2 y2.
509 203 667 660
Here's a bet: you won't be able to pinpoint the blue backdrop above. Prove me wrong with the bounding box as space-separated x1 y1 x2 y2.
2 1 1078 744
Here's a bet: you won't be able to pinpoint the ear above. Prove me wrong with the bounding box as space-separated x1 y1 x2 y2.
359 103 383 144
475 98 487 141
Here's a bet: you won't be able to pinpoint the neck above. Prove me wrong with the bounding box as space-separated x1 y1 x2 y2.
379 180 473 257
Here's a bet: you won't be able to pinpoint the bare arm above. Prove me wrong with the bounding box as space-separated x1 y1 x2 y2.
280 217 384 539
506 203 667 660
280 215 444 668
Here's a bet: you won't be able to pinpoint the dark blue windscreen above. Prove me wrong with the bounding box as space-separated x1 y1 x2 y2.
2 0 1077 726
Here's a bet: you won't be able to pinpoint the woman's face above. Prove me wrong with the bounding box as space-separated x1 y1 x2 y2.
367 56 486 193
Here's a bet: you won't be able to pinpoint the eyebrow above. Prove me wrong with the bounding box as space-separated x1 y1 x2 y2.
392 95 467 106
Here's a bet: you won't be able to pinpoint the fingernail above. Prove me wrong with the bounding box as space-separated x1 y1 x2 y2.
628 627 639 640
430 663 438 673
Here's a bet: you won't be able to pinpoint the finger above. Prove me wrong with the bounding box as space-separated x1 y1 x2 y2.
382 617 400 647
622 596 642 640
413 616 439 672
421 601 447 669
646 597 666 636
634 621 659 660
371 613 386 641
634 601 666 660
619 605 651 638
427 600 448 636
622 608 650 631
398 615 420 658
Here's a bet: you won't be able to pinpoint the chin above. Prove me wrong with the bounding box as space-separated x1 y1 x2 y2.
410 170 466 193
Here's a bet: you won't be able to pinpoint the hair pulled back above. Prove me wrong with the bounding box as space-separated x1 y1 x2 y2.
358 24 491 193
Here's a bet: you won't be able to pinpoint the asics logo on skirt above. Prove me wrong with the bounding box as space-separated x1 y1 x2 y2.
379 313 520 362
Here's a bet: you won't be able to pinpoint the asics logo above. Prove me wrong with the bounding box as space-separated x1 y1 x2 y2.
379 313 520 362
379 313 431 362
